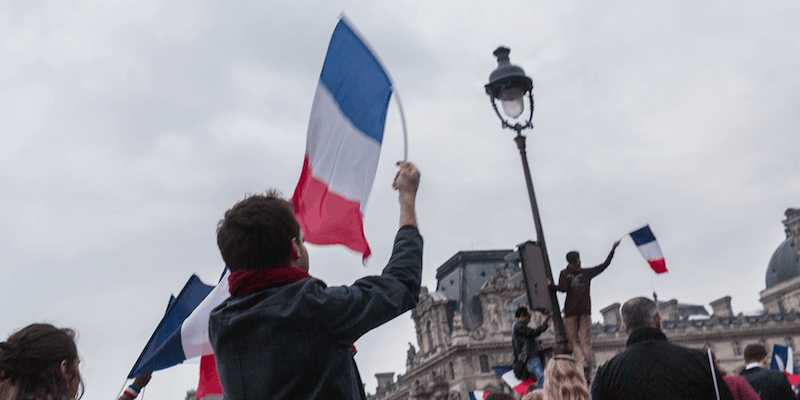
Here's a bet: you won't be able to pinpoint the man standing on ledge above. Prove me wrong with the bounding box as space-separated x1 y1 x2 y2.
549 240 620 379
209 161 422 400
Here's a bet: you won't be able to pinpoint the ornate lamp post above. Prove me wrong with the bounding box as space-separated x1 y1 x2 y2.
485 46 571 354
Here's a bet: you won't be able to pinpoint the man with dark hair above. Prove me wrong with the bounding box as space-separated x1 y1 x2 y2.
209 161 422 400
512 306 552 387
739 343 794 400
549 240 620 378
592 297 735 400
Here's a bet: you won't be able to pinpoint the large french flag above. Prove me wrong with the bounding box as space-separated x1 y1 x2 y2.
492 365 535 396
291 17 393 261
630 225 668 274
128 271 230 399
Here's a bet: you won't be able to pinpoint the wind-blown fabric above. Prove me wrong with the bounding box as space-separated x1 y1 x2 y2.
630 225 668 274
128 271 229 377
468 390 489 400
772 344 794 374
291 17 393 261
492 365 535 396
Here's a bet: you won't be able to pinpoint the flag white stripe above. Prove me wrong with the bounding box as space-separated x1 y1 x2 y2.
636 240 664 261
306 83 381 210
180 271 231 359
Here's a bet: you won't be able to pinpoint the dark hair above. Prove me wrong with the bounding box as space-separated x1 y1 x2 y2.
566 251 579 264
217 190 301 271
621 297 659 332
0 324 83 400
515 306 530 319
743 344 767 363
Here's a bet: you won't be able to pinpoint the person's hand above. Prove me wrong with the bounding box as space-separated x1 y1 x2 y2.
544 311 553 321
394 161 420 228
132 373 152 390
612 239 621 251
547 279 554 288
392 161 420 195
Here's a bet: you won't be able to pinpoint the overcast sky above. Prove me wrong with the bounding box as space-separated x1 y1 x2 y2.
1 1 799 399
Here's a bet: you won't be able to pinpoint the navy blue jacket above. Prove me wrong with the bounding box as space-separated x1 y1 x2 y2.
209 227 423 400
739 366 795 400
593 327 735 400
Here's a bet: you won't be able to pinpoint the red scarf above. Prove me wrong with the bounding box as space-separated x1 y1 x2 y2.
228 266 311 297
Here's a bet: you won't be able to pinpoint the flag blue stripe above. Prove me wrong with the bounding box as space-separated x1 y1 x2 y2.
468 392 479 400
319 19 392 145
128 275 215 378
772 344 789 371
492 366 512 375
630 225 657 246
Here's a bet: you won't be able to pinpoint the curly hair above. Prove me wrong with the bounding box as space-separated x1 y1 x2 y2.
543 355 589 400
217 190 301 271
0 323 83 400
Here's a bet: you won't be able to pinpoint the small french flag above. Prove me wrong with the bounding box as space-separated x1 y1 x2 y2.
468 390 489 400
492 365 535 396
630 225 667 274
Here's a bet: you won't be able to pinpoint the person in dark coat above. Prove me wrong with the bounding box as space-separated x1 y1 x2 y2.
209 162 422 400
512 306 552 387
592 297 735 400
739 344 795 400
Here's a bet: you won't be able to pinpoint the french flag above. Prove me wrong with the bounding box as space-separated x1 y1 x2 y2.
630 225 668 274
468 390 489 400
291 17 393 261
492 365 535 396
128 271 230 399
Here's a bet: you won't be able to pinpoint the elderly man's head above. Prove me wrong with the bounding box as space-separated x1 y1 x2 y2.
620 297 661 334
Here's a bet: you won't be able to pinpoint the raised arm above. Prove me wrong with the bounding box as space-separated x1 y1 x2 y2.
588 240 622 277
393 161 420 229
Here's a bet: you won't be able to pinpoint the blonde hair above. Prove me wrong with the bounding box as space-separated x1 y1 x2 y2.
522 388 544 400
543 355 589 400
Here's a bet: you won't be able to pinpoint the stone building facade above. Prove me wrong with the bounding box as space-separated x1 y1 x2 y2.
367 250 544 400
369 208 800 399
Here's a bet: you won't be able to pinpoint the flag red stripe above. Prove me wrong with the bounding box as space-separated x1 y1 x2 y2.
648 258 668 274
292 156 371 260
197 354 223 399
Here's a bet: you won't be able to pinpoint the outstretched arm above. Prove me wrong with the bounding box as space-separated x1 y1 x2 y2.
589 240 622 277
393 161 420 229
550 272 567 293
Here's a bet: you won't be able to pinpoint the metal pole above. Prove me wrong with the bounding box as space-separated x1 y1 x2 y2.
513 130 571 355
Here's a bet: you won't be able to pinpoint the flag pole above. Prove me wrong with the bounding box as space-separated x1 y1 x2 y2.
115 380 128 400
336 14 408 161
707 349 721 400
393 89 409 161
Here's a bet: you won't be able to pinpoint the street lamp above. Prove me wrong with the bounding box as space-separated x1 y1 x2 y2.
485 46 571 355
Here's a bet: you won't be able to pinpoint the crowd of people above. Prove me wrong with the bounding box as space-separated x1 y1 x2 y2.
0 162 421 400
1 160 796 400
511 294 797 400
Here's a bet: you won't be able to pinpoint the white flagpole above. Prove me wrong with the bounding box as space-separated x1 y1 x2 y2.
393 89 409 161
708 349 721 400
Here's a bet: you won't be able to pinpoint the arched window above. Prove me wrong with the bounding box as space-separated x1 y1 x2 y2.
426 320 434 353
732 341 741 356
449 362 455 380
479 355 490 373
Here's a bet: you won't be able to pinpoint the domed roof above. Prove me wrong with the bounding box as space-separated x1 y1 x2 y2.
766 236 800 288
